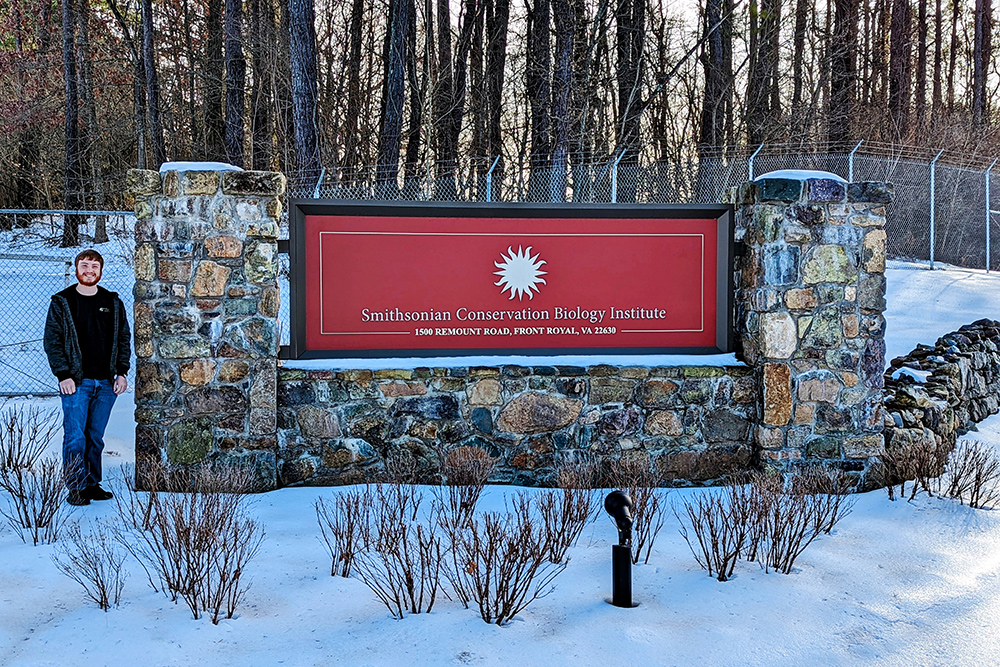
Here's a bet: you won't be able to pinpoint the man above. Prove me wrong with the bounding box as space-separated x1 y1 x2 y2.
44 249 131 506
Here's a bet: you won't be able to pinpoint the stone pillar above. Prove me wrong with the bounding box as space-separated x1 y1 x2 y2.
733 174 892 486
127 168 285 490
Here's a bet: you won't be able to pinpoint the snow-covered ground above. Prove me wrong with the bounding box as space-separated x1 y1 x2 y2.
2 261 1000 667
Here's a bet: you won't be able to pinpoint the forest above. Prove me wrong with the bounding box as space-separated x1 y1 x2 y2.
0 0 996 214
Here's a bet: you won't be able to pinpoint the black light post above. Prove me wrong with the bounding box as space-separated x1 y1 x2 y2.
604 490 634 608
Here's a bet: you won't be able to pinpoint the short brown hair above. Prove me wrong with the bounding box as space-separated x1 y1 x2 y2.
75 249 104 269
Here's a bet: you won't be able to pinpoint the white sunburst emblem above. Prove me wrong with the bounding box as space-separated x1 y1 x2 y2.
493 245 547 300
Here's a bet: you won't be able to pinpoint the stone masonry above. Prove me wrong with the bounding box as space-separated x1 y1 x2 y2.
883 319 1000 472
127 167 894 491
127 168 285 489
732 175 892 486
276 364 755 487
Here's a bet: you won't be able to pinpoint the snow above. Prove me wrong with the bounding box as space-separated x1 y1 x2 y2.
3 262 1000 666
754 169 848 183
158 161 243 174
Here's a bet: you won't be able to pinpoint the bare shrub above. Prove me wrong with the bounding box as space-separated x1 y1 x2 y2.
880 435 948 501
51 520 127 610
609 457 668 564
678 470 856 580
435 446 495 530
316 486 373 577
536 485 598 564
791 468 858 535
115 464 264 624
944 440 1000 509
450 492 568 625
0 406 67 545
555 458 601 490
749 470 857 575
674 485 751 582
351 484 443 618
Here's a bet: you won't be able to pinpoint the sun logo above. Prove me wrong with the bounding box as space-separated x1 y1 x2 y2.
494 245 547 300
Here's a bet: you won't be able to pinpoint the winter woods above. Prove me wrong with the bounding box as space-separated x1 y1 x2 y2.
0 0 997 209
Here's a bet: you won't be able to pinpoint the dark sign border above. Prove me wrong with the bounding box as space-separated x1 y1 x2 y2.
287 200 734 360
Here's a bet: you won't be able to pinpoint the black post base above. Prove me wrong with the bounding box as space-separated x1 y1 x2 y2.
611 544 633 608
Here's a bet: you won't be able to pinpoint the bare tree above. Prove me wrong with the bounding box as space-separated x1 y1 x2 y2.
225 0 246 166
971 0 993 127
61 0 82 246
288 0 321 182
829 0 859 144
141 0 166 166
888 0 912 137
375 0 414 196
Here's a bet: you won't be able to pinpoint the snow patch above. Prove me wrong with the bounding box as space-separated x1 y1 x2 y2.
754 169 847 183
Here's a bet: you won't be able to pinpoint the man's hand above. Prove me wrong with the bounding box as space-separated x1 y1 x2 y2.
113 375 128 395
59 378 76 395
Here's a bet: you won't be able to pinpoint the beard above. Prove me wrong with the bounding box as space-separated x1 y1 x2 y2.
76 268 101 286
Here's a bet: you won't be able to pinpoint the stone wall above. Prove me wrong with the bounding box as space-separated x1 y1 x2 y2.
732 176 892 485
127 168 284 488
127 166 894 491
276 364 755 487
883 319 1000 462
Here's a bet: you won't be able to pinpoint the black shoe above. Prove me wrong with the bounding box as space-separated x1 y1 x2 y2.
67 490 91 506
83 485 114 501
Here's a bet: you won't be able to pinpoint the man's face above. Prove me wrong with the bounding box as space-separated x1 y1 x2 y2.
76 259 102 286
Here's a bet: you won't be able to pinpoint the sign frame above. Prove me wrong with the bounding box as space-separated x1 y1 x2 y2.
287 200 734 360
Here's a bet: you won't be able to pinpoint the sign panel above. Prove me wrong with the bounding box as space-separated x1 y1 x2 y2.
288 202 733 359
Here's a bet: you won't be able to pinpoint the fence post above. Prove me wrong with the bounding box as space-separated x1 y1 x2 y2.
611 149 626 203
930 149 944 270
312 167 326 199
748 143 764 181
848 140 863 182
988 159 998 273
486 155 500 202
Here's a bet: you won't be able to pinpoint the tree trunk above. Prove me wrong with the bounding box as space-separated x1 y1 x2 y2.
142 0 166 166
62 0 82 247
375 0 412 197
205 0 226 161
888 0 911 137
484 0 510 201
697 0 733 200
550 0 574 201
931 0 942 114
225 0 246 166
792 0 809 109
972 0 993 127
946 0 958 112
182 0 201 160
403 0 427 192
289 0 321 182
829 0 858 145
275 0 296 173
746 0 779 145
250 0 274 170
526 0 551 201
342 0 365 182
615 0 645 202
914 0 927 132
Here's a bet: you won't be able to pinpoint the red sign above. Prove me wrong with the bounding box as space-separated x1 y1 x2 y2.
289 203 732 358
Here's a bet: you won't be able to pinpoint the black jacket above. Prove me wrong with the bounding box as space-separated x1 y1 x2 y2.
44 285 131 383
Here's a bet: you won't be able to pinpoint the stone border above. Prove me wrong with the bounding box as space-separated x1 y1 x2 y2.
883 319 1000 469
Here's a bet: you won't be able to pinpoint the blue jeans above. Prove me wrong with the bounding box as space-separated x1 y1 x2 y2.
60 378 117 491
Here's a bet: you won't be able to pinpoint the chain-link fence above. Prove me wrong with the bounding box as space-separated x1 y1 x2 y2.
0 212 135 396
287 143 1000 271
1 143 997 394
